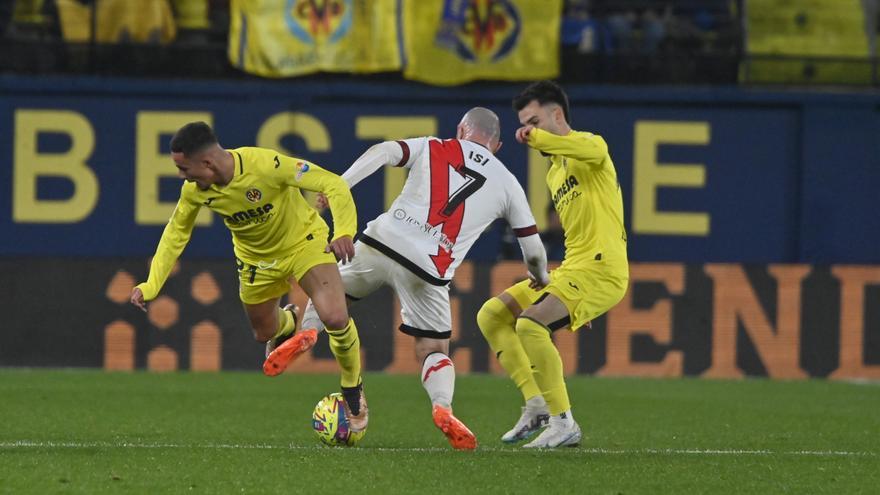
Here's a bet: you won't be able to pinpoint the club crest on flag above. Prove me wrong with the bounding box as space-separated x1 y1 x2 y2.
437 0 521 62
285 0 353 45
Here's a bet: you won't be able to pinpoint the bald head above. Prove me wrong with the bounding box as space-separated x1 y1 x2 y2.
457 107 501 153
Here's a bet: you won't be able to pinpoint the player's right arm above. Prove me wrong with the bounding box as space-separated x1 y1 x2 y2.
341 139 422 187
520 127 608 168
274 153 358 263
131 187 201 310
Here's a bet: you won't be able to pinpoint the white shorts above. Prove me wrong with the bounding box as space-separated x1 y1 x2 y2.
340 241 452 339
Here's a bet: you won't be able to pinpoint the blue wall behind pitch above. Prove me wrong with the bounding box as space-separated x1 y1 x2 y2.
0 75 877 263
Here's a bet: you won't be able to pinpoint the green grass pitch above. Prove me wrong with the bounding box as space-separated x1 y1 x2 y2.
1 370 877 494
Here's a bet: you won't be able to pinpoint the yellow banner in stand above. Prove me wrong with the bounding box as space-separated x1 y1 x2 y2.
402 0 562 86
228 0 401 78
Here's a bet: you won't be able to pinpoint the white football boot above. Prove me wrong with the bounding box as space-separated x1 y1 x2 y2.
522 412 581 449
501 398 550 443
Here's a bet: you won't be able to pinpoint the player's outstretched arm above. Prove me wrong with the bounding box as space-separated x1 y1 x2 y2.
131 193 201 309
518 233 550 289
522 127 608 165
341 141 409 188
316 140 413 208
281 157 358 263
504 177 549 289
130 287 146 312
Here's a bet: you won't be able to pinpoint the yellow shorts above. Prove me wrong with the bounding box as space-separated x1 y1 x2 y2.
506 258 629 330
236 236 337 305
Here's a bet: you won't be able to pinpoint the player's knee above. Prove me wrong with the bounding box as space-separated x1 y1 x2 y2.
515 315 550 340
321 310 350 331
477 297 514 336
414 338 447 363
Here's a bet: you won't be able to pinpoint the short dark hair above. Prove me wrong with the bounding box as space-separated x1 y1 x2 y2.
170 121 218 156
512 80 570 124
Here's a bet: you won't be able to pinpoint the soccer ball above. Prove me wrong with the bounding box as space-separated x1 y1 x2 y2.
312 392 365 447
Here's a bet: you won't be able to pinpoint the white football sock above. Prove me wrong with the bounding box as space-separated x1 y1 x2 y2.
526 395 547 411
421 352 455 409
550 409 575 428
302 299 325 333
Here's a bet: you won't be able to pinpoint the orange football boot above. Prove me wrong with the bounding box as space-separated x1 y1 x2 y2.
432 405 477 450
263 304 318 376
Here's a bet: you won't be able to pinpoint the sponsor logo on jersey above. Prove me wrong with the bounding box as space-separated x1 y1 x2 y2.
224 203 275 226
391 208 454 252
436 0 521 62
552 175 580 207
295 162 310 181
245 188 262 203
285 0 352 45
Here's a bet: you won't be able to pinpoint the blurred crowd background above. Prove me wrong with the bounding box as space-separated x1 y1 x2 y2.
1 0 877 85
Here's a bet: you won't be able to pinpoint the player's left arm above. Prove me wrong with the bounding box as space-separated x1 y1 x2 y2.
526 128 608 167
277 155 357 263
132 189 201 310
504 175 550 288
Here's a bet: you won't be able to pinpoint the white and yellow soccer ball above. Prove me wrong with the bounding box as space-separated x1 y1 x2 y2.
312 392 365 447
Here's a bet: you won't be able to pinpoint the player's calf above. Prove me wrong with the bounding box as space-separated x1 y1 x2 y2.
265 304 298 355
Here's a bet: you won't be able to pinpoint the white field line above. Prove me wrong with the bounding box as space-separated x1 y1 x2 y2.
0 441 875 457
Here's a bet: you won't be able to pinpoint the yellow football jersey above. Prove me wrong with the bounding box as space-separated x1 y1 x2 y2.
528 128 627 265
136 146 356 301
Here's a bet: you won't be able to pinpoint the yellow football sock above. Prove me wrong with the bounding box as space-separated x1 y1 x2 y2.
515 317 571 415
326 318 361 388
271 306 296 340
477 297 542 402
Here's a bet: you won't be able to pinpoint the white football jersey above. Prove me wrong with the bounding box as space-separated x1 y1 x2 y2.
359 137 537 284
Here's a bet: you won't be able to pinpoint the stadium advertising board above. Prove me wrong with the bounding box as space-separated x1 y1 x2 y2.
1 77 878 263
1 259 876 380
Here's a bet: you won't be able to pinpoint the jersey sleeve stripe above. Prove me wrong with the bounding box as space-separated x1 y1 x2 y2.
513 225 539 237
233 151 244 175
395 140 410 167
